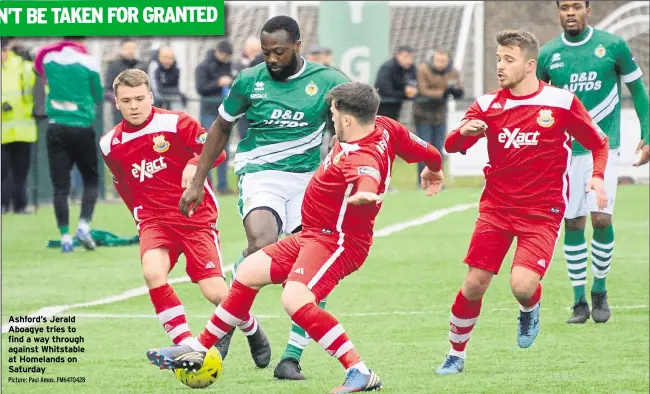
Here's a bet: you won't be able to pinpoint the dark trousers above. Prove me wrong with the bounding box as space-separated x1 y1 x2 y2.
200 114 232 192
415 123 446 183
46 123 99 229
1 142 33 212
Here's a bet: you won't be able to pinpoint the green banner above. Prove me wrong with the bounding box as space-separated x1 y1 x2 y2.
318 1 390 84
0 0 225 36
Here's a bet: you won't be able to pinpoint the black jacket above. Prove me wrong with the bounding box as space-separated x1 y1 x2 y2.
195 49 233 117
374 58 417 120
104 56 143 100
150 60 185 109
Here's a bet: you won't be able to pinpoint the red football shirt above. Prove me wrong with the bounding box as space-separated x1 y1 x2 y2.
301 116 441 250
99 107 226 228
445 81 608 221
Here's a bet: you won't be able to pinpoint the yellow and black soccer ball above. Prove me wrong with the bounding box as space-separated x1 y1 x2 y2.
174 348 223 389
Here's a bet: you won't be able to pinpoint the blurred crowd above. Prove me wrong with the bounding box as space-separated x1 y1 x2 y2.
2 35 465 213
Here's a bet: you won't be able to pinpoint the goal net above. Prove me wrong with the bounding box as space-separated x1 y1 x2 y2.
291 1 483 127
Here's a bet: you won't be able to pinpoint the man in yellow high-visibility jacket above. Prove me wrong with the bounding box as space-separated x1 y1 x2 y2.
1 37 37 215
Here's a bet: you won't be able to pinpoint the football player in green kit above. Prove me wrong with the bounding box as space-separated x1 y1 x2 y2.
179 15 349 379
538 1 649 324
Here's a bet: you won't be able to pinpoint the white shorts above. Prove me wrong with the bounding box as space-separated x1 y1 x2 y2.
237 170 315 235
565 149 619 219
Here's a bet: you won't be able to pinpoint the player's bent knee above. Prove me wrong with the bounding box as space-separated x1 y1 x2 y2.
141 249 171 289
462 266 493 299
510 266 540 299
235 250 273 290
247 235 276 256
281 281 316 316
564 217 586 232
590 213 612 229
198 277 229 306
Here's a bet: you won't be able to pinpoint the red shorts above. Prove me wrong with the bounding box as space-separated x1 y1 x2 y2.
139 221 224 283
464 211 561 277
263 231 368 302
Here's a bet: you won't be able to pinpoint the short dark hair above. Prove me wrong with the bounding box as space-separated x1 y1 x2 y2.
496 29 540 60
556 1 590 7
326 82 380 125
261 15 300 43
396 45 414 54
120 37 136 45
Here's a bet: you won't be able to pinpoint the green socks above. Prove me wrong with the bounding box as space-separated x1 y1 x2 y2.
564 228 588 303
591 224 614 293
230 253 246 285
281 298 328 361
59 225 69 235
564 224 615 304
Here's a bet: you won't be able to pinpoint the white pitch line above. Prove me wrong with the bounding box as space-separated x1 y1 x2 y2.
64 304 650 320
2 203 478 334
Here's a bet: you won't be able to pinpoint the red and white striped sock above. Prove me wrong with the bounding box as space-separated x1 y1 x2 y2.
448 290 482 359
519 283 542 312
291 303 367 372
149 284 192 345
197 280 259 349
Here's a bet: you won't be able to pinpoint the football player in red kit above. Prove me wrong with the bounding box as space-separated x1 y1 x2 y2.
146 81 445 393
435 29 610 375
99 69 271 369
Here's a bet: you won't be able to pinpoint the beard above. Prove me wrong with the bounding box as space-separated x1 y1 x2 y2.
499 71 525 89
562 19 585 36
266 52 299 81
334 118 345 142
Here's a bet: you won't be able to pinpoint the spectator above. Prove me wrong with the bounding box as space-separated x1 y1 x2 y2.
1 37 37 215
320 47 349 79
306 45 326 64
374 45 417 121
233 36 262 75
104 37 143 126
250 52 265 67
34 36 103 252
149 46 186 111
195 40 235 194
413 48 463 184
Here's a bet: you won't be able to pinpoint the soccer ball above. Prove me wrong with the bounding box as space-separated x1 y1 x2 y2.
174 348 223 389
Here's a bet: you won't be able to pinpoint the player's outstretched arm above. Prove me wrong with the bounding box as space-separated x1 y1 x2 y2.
444 102 487 154
340 153 383 206
626 80 649 166
615 39 649 165
387 119 444 195
179 115 234 217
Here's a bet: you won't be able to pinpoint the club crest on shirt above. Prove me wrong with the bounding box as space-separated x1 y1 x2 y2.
594 44 606 58
333 150 345 165
536 109 555 128
153 135 170 153
195 132 208 144
305 81 318 96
